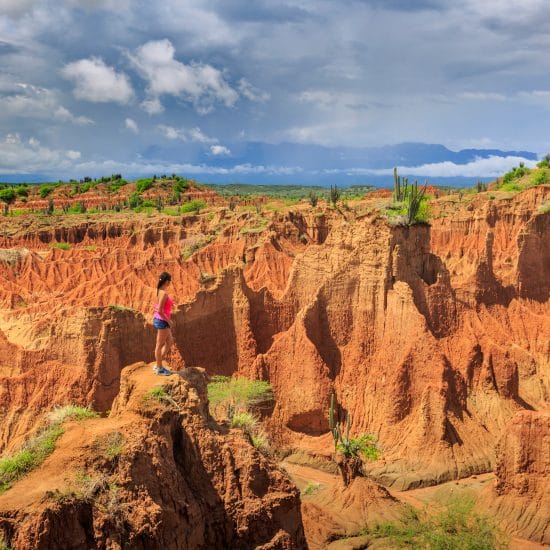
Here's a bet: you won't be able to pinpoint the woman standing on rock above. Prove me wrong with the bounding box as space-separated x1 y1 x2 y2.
153 271 174 376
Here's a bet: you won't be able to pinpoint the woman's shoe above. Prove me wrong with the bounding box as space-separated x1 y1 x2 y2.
156 366 172 376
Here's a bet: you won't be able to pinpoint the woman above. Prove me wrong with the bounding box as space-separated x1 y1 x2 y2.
153 271 174 375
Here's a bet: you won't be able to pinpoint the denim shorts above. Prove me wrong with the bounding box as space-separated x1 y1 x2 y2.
153 318 170 330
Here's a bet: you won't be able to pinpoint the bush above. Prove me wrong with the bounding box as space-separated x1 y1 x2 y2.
50 242 71 251
0 188 16 203
336 433 381 461
39 185 55 198
207 376 272 419
174 178 189 193
15 186 28 197
181 199 207 214
135 178 153 193
230 411 259 433
128 192 143 209
530 168 549 186
362 496 508 549
48 405 99 424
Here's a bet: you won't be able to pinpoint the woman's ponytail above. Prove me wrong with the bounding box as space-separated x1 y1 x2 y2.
157 271 172 295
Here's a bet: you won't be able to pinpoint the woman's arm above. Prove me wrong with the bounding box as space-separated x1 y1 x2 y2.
157 291 172 327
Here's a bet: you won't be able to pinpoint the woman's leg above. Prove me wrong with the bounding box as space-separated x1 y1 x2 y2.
155 329 169 367
161 330 172 362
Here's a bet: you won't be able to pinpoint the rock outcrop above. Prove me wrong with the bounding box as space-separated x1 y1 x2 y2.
0 364 307 549
481 410 550 545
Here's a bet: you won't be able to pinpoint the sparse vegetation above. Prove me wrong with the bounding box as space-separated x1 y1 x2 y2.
48 405 99 424
49 242 71 250
181 234 215 259
93 431 125 459
359 496 508 549
208 376 273 420
302 482 322 495
181 199 207 214
143 386 169 402
0 405 98 493
135 178 154 193
109 304 133 312
329 393 380 485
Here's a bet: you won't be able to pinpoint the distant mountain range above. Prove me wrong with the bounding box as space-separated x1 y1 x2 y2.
1 142 539 186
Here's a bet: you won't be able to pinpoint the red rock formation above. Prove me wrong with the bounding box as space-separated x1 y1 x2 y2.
0 364 306 549
482 410 549 544
0 186 548 493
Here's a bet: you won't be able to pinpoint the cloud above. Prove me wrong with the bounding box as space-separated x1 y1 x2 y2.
210 145 231 156
140 97 164 114
0 0 35 18
61 57 134 104
0 133 81 173
157 125 218 144
125 117 138 133
129 39 238 114
339 155 538 178
0 82 93 125
158 125 184 140
238 78 270 102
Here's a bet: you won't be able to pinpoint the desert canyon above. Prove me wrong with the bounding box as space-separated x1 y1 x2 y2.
0 177 548 549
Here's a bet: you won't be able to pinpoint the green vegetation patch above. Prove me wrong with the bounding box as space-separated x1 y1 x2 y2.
0 405 98 493
49 242 71 251
135 178 154 193
208 375 273 418
181 199 207 214
360 496 508 549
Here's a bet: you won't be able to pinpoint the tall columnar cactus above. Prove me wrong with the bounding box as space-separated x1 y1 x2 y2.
406 180 427 225
393 167 409 202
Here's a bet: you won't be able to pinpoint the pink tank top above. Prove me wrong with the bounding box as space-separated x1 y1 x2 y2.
154 293 173 320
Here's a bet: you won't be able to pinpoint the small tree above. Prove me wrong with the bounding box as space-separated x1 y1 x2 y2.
0 188 16 215
329 393 380 486
47 198 54 215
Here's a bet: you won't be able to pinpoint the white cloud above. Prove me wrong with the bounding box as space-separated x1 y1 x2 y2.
210 145 230 156
0 82 93 125
54 106 93 125
157 124 218 144
337 155 537 178
188 126 216 144
61 57 134 104
158 124 184 140
129 39 238 114
238 78 270 102
125 117 138 133
0 133 81 173
140 97 164 114
459 92 507 101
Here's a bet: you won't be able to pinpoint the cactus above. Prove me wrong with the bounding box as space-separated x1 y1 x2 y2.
406 180 427 225
393 167 409 202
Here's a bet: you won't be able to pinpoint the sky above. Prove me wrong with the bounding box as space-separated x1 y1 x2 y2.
0 0 549 184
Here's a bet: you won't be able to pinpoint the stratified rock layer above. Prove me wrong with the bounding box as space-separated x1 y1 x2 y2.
482 410 550 544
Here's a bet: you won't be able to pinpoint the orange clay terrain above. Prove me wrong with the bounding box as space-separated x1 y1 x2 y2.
0 175 548 548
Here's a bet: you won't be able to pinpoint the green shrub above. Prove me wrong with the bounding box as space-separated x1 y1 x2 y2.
39 185 55 198
144 386 169 402
174 178 189 193
530 168 549 186
362 497 508 549
207 376 272 419
230 411 259 433
302 482 321 495
135 178 153 193
128 191 143 209
0 188 16 203
50 242 71 251
181 199 207 214
336 433 381 461
15 186 28 197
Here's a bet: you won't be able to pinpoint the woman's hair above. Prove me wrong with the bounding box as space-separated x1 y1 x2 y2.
157 271 172 294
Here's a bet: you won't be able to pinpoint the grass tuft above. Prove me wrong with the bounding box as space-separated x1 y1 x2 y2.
48 405 99 424
49 242 71 251
144 386 169 402
301 482 322 496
